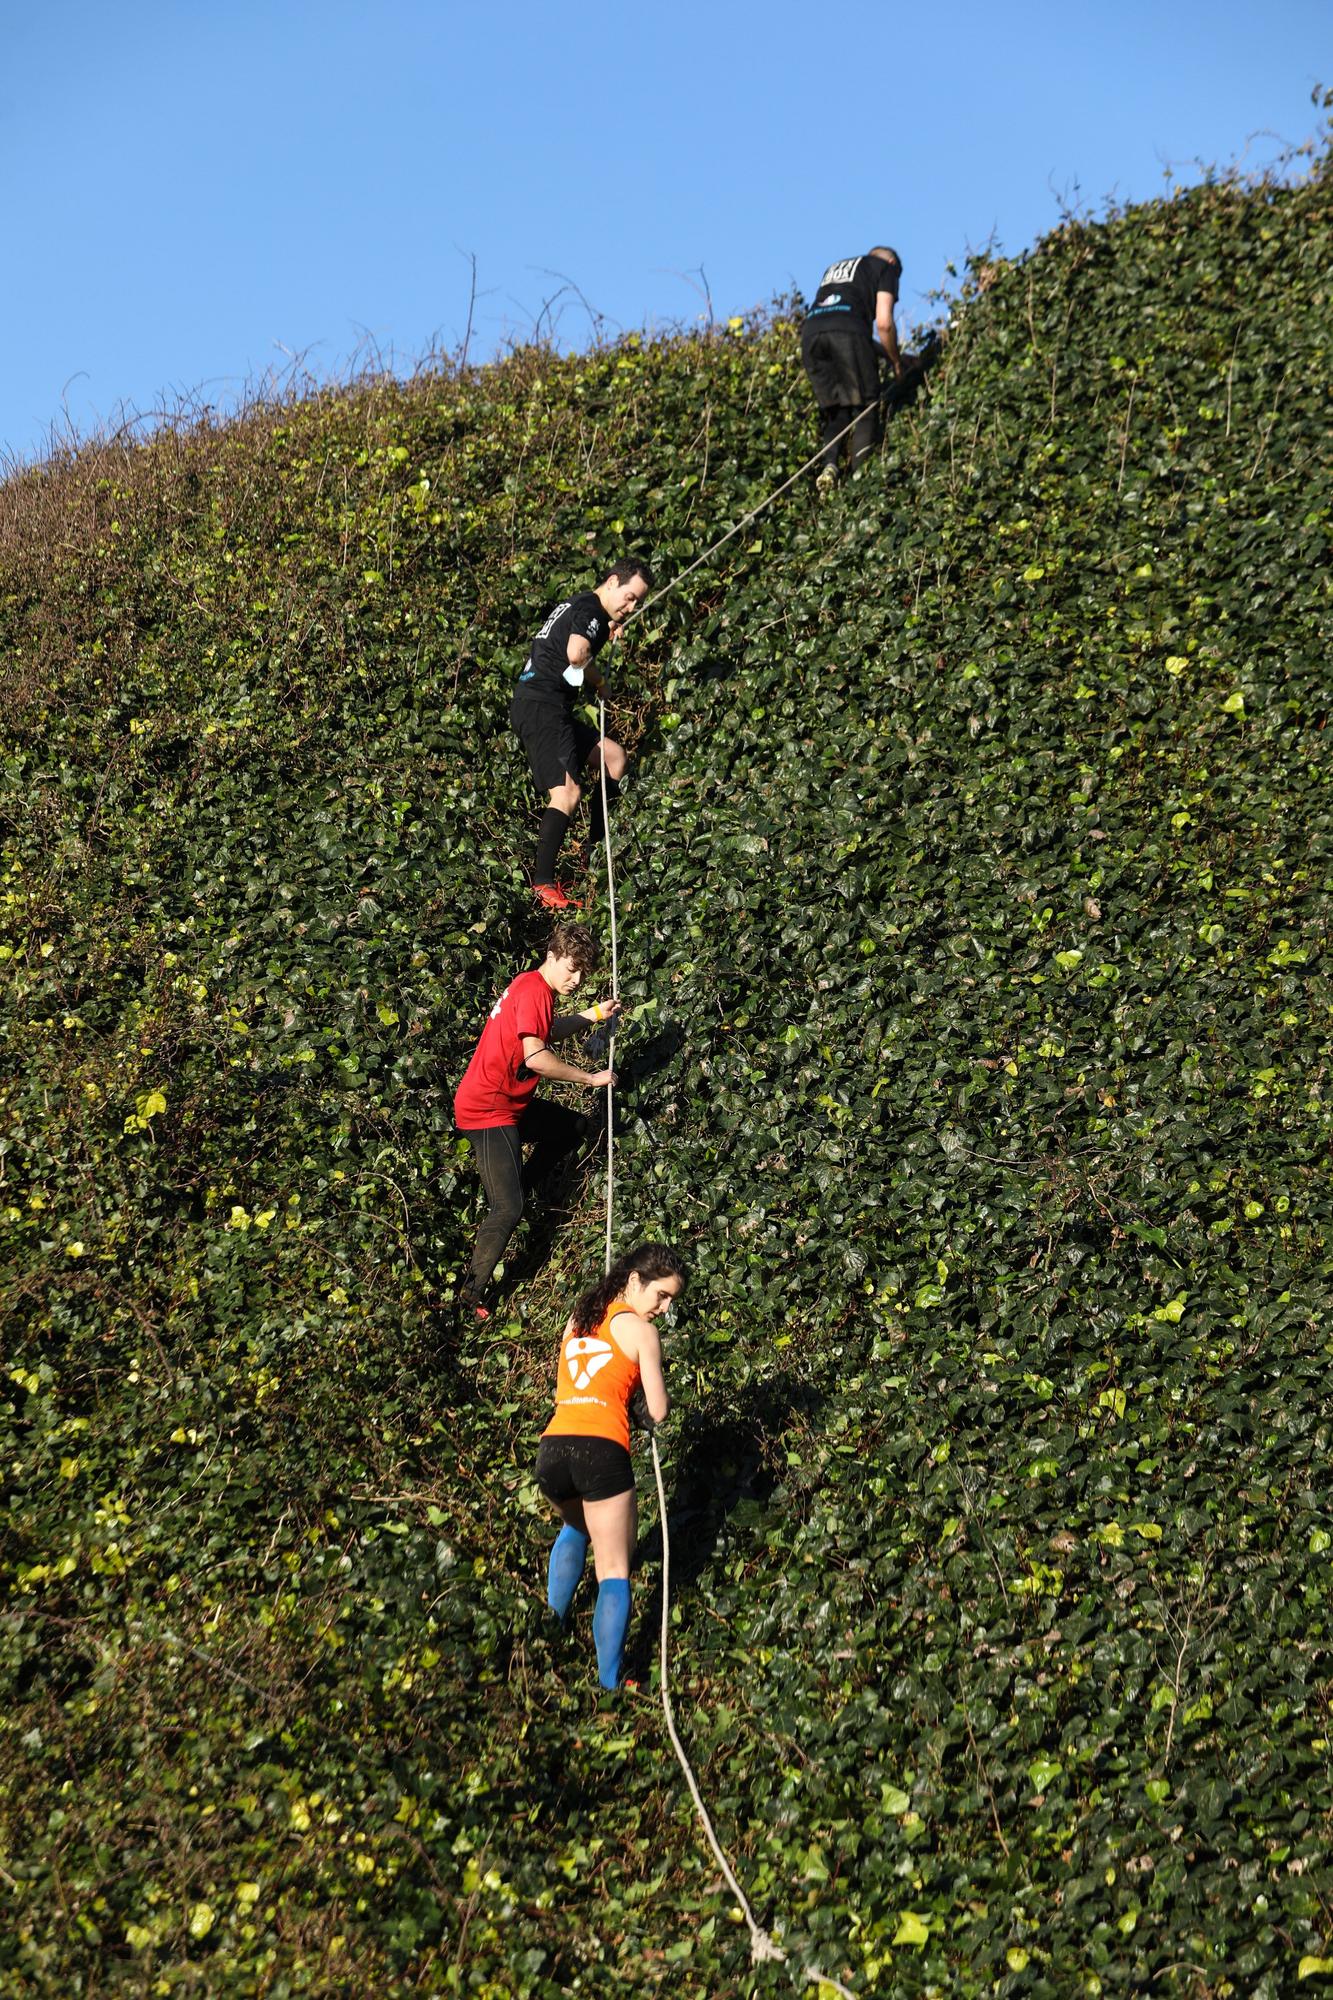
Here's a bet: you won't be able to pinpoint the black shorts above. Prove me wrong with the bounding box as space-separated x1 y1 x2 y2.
800 321 881 412
536 1434 634 1504
511 693 600 794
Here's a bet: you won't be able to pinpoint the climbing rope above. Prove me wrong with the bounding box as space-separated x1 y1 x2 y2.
647 1432 857 1998
598 696 619 1276
626 370 924 629
594 708 857 1999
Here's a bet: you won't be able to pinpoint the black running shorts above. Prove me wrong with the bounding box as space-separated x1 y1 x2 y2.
536 1434 634 1503
800 322 882 412
511 692 600 794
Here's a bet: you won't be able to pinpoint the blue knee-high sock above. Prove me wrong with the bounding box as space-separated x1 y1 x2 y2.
547 1526 589 1621
593 1578 631 1690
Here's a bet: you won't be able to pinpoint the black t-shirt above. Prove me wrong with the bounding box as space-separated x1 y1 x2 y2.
805 254 900 342
516 591 611 702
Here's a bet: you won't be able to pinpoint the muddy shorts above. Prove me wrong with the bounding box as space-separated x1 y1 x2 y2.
536 1435 634 1503
511 692 600 794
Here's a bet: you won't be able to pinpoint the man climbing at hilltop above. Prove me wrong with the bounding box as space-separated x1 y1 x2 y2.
800 246 905 491
453 922 620 1319
512 558 654 911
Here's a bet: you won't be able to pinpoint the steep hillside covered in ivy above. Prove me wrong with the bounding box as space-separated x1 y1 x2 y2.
2 162 1330 1996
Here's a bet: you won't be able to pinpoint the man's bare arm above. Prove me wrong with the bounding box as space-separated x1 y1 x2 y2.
564 630 609 696
520 1035 614 1088
548 999 622 1043
876 291 904 378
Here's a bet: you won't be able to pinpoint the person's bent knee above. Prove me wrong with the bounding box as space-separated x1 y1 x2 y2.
488 1191 524 1235
549 778 581 813
602 740 627 781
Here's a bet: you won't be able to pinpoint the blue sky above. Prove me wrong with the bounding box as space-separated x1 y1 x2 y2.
2 0 1327 462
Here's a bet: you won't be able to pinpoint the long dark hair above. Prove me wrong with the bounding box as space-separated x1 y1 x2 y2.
570 1242 685 1336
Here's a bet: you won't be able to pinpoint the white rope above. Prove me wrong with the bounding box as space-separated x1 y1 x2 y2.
594 703 857 1999
598 695 619 1276
649 1435 857 1998
627 378 915 629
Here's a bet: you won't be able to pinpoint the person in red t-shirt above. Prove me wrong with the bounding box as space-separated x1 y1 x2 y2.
454 922 619 1316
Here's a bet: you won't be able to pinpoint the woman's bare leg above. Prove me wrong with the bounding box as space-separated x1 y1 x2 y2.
582 1488 637 1687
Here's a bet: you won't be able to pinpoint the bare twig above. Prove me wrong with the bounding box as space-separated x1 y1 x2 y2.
456 248 479 371
1116 376 1137 496
1246 365 1288 481
1224 323 1242 438
1151 1565 1233 1771
962 1700 1010 1855
655 263 716 328
952 1465 1011 1616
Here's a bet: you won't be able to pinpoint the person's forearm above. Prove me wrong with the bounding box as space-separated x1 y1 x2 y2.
523 1049 598 1085
549 1000 614 1043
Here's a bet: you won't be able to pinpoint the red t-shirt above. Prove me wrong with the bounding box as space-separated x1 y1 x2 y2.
453 968 554 1130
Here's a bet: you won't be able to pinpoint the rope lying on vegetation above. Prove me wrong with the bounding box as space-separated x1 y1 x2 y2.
595 697 856 1996
626 382 914 628
647 1433 857 1998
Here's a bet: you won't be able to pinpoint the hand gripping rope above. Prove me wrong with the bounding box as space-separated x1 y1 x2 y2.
596 701 856 1999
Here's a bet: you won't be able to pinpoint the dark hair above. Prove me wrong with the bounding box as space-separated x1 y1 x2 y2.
546 921 600 974
571 1242 686 1335
599 557 655 591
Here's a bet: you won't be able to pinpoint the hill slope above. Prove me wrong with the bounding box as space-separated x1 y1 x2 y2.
2 163 1331 1996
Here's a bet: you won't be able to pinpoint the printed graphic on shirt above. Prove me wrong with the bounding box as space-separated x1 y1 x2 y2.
566 1336 614 1390
517 591 612 698
536 599 572 642
564 1344 616 1392
805 253 900 341
453 968 554 1130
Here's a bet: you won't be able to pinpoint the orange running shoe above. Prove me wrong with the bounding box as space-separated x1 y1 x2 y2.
532 881 582 911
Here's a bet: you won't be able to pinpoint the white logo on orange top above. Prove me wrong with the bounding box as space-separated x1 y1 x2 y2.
566 1336 614 1390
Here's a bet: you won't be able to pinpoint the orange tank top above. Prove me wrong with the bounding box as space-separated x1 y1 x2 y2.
543 1300 641 1452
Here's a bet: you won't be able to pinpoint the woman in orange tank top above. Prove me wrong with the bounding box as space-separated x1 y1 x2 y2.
535 1242 684 1689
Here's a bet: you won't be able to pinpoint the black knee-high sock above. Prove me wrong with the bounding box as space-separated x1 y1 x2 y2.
587 774 620 847
533 807 571 885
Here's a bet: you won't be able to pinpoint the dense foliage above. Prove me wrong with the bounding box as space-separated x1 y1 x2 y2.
2 160 1330 1997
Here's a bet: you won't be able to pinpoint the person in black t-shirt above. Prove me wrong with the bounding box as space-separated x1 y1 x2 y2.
511 558 654 910
800 246 904 487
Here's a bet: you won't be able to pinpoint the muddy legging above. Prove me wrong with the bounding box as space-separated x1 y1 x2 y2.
817 402 880 472
462 1100 593 1297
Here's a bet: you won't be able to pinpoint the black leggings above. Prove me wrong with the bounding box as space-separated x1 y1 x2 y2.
462 1099 592 1295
